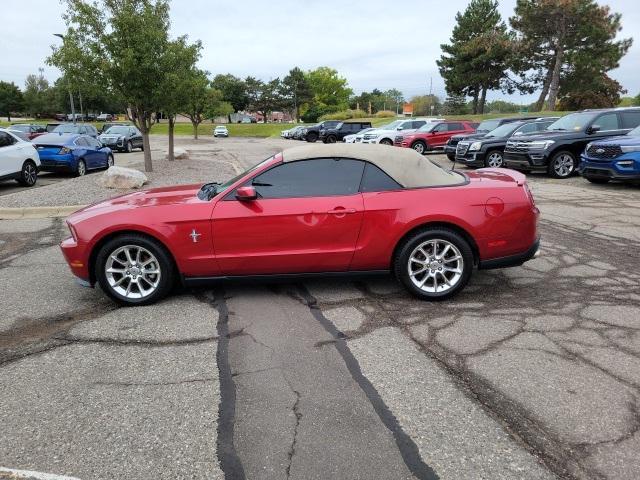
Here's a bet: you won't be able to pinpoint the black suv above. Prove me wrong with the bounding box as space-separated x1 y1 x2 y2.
303 120 341 142
444 116 531 161
455 118 558 168
504 108 640 178
320 121 372 143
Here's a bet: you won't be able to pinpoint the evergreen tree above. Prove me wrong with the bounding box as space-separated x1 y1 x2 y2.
442 95 468 115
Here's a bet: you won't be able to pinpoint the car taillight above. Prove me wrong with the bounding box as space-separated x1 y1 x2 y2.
523 182 536 207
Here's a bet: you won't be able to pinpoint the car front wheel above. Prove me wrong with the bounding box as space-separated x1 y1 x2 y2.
18 160 38 186
549 151 576 178
394 228 473 300
379 138 393 146
485 150 504 168
76 159 86 177
95 234 175 306
412 141 427 154
306 133 318 143
125 141 133 153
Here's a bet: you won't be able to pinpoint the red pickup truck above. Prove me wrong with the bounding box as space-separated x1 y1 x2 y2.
394 120 478 154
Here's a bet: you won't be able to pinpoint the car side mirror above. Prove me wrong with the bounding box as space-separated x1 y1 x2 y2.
588 125 601 134
513 131 523 136
397 127 403 131
236 186 257 201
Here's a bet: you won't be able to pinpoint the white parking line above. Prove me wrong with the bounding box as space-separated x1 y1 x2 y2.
0 467 81 480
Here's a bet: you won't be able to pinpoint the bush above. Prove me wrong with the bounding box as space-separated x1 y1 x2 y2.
319 109 368 121
374 110 395 118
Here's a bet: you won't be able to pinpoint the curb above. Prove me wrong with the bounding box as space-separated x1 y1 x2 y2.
0 205 87 220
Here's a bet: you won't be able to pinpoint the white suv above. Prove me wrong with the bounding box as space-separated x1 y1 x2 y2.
0 129 41 187
361 118 444 145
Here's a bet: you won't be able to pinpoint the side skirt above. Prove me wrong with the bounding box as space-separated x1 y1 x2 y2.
183 270 391 287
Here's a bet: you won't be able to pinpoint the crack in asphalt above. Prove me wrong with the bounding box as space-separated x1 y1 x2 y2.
283 380 302 480
91 377 218 387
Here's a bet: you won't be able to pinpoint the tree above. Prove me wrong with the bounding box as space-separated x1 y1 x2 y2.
442 94 468 115
306 67 352 114
558 72 625 110
49 0 176 172
181 69 213 139
437 0 514 114
244 77 285 123
410 95 442 116
23 68 57 118
385 89 404 115
282 67 312 121
486 100 521 113
510 0 632 111
211 74 248 116
0 81 24 122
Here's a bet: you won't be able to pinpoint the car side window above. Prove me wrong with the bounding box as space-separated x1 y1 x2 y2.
360 162 402 193
413 121 426 129
249 158 365 199
0 132 15 147
621 111 640 129
75 137 89 147
515 123 538 135
594 113 620 131
448 122 464 131
88 137 100 148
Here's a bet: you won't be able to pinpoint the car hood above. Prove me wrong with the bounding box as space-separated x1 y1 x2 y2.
454 133 488 142
67 184 203 223
591 135 640 145
512 130 584 142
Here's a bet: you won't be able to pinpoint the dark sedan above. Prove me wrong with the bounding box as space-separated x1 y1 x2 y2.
98 125 143 152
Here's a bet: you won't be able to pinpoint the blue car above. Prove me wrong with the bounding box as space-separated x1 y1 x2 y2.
33 133 114 176
579 125 640 184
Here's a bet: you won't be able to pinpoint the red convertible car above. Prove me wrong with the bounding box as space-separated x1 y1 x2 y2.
60 144 540 305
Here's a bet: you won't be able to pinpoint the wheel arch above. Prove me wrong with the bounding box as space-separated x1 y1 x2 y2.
87 229 179 286
391 221 480 270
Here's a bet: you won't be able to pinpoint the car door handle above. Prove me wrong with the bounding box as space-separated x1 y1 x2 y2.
327 207 356 214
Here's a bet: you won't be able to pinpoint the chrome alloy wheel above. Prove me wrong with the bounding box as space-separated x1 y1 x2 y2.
487 151 504 167
408 239 464 294
105 245 161 299
23 163 37 185
553 154 574 177
412 142 425 154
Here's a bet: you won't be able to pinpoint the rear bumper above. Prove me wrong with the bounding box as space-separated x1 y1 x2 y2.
478 238 540 270
39 154 75 172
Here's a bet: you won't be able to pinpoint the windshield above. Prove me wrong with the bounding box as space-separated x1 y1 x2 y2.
485 122 520 138
11 125 30 132
628 125 640 136
105 126 129 135
53 125 79 133
381 120 403 130
547 112 596 132
199 155 275 199
476 119 501 132
417 123 439 132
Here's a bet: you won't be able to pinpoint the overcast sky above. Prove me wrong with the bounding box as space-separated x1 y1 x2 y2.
2 0 638 104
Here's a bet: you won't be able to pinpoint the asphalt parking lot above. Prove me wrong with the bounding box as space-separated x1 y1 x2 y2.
1 136 639 480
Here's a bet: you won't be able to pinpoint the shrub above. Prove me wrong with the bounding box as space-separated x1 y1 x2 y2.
374 110 395 118
319 109 368 121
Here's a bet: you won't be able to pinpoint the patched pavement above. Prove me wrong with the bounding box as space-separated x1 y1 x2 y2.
0 142 639 479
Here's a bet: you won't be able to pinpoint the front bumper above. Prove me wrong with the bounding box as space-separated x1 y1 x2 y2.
60 236 92 284
503 151 549 171
578 155 640 181
455 151 486 167
478 238 540 270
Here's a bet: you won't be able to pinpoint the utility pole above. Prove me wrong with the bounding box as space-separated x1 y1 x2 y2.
53 33 76 125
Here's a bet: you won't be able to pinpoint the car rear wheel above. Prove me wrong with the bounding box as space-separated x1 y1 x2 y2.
95 234 175 306
107 154 114 168
125 141 133 153
325 135 337 144
18 160 38 186
412 141 427 154
76 159 86 177
394 228 473 300
485 150 504 168
586 177 610 184
446 153 456 162
306 132 318 143
548 151 576 178
380 138 393 146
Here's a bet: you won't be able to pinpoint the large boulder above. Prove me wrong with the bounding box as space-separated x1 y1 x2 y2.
165 147 189 160
99 166 148 189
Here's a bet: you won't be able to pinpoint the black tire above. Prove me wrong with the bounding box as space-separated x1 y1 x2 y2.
75 159 87 177
446 152 456 161
306 132 318 143
379 138 393 146
548 150 576 179
484 149 505 168
125 141 133 153
140 143 144 151
107 154 114 168
394 227 474 301
412 141 427 154
586 177 610 184
95 233 175 306
17 160 38 186
325 135 337 144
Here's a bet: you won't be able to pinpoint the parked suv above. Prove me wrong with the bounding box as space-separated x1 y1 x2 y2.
578 124 640 184
319 121 372 143
0 129 41 187
444 117 530 161
504 108 640 178
9 124 47 140
98 125 144 152
395 121 477 154
52 123 99 138
455 118 557 168
362 118 437 145
303 121 341 142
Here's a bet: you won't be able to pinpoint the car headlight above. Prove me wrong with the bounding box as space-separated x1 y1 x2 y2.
528 140 555 150
620 145 640 153
469 141 482 151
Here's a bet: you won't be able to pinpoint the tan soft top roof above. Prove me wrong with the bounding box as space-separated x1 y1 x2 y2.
281 143 464 188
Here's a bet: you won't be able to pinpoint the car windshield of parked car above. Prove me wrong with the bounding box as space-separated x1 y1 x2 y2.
199 155 275 200
381 120 403 131
10 125 30 132
484 123 520 138
53 125 79 134
546 112 595 132
476 119 501 132
105 126 129 135
628 125 640 136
